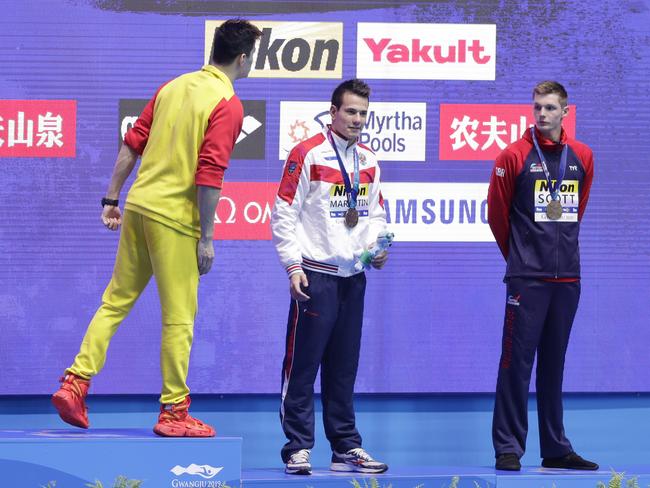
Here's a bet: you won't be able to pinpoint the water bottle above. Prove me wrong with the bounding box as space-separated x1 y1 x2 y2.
354 231 394 271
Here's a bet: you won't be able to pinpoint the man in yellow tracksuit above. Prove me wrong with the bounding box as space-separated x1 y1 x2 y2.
52 19 262 436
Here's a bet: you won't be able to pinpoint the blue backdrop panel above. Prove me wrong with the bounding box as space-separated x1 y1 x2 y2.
0 0 649 394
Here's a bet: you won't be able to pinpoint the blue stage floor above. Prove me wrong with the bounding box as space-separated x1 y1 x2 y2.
242 466 650 488
2 394 650 487
244 466 495 487
1 428 647 488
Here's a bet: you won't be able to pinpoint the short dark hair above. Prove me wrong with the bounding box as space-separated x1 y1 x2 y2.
331 79 371 108
533 80 568 107
211 19 262 65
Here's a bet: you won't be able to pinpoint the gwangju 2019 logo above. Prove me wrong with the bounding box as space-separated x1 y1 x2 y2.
170 463 228 487
170 464 223 479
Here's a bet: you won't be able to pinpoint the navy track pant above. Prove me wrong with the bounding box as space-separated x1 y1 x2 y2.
492 277 580 459
280 269 365 462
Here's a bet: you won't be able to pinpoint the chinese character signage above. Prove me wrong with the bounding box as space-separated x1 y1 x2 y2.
439 104 576 160
0 100 76 158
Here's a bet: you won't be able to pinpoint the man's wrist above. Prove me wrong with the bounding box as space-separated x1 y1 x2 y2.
287 264 304 278
101 197 119 207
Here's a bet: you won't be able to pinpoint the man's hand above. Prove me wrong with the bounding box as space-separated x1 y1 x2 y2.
196 185 220 275
100 143 139 231
371 250 389 270
197 238 214 275
289 272 310 301
101 205 122 231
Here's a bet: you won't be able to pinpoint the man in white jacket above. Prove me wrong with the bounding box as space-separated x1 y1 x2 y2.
271 79 389 476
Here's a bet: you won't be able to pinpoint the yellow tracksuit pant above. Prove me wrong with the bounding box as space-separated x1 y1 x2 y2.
67 209 199 404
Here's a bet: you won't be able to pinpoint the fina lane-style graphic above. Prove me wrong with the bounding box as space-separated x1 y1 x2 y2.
237 114 263 143
2 0 650 394
232 100 266 159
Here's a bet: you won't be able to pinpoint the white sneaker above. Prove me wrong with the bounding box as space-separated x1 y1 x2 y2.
285 448 312 475
330 447 388 473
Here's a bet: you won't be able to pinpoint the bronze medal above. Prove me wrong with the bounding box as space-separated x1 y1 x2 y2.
546 199 563 220
344 208 359 228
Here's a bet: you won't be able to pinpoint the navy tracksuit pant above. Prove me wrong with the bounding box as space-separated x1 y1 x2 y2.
492 277 580 459
280 269 365 462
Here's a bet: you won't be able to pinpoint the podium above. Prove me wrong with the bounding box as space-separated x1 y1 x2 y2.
0 429 241 487
3 429 649 488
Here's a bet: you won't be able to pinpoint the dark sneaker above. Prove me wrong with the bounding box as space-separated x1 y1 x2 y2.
330 448 388 474
153 396 215 437
51 373 90 429
495 453 521 471
542 452 599 470
285 449 311 475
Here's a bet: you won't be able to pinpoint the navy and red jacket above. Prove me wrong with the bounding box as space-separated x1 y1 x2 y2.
487 127 594 279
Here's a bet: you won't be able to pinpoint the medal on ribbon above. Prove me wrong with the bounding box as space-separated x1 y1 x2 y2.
344 207 359 228
545 200 563 220
328 130 360 229
531 127 568 221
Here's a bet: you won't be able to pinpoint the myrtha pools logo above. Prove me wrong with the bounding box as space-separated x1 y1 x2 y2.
170 464 223 479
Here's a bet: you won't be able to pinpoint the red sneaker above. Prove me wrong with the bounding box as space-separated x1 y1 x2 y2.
51 373 90 429
153 396 215 437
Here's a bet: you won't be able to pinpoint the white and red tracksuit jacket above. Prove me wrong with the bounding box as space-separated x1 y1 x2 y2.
271 128 387 278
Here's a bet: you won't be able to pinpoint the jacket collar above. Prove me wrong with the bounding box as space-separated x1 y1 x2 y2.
201 64 234 91
524 125 567 151
327 125 357 153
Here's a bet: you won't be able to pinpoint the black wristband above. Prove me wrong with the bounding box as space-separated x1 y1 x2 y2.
101 197 119 207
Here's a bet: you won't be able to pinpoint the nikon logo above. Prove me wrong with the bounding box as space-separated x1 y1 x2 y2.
332 185 367 197
205 21 343 79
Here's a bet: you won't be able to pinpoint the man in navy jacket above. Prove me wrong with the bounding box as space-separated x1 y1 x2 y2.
487 81 598 471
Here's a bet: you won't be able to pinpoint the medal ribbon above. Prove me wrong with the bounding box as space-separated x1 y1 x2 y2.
328 130 359 209
531 127 568 202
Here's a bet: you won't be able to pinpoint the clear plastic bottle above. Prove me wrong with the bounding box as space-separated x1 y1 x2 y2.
354 231 395 271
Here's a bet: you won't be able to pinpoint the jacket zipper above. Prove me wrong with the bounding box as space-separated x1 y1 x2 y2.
555 222 560 278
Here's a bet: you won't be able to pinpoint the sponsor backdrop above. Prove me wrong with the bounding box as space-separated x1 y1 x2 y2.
1 1 649 394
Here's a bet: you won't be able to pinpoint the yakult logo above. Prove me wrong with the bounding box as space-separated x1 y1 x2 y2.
357 23 496 80
205 21 342 78
279 101 426 161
